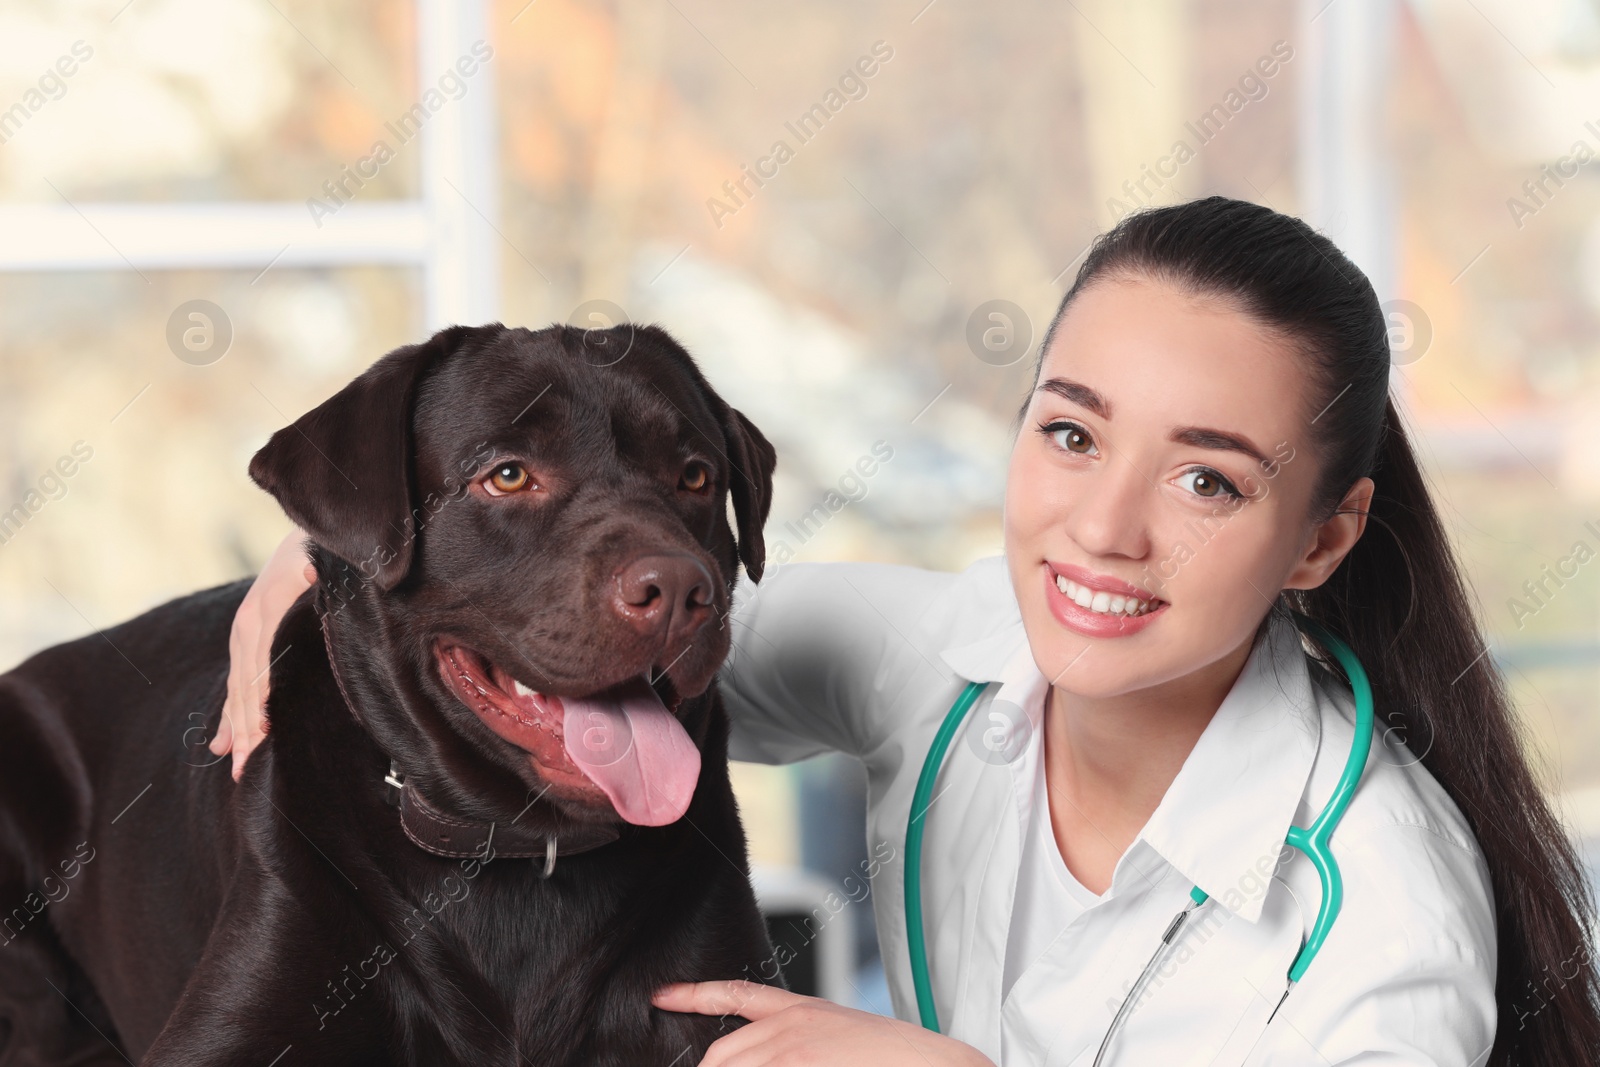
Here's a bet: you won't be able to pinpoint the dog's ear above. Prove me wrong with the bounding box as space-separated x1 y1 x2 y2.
721 405 777 582
249 325 481 592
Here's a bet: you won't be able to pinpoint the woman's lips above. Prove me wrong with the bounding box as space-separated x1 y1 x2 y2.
1042 563 1168 638
1049 560 1162 602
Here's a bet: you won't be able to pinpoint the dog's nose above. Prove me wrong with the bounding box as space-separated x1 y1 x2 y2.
611 554 716 643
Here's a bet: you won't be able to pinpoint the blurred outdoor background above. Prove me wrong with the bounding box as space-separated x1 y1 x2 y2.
3 0 1600 1006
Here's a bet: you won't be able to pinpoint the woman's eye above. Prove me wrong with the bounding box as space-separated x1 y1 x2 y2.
486 463 533 495
679 462 711 492
1043 420 1097 456
1178 467 1244 501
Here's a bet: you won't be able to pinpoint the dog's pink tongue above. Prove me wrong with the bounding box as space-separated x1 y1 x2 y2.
561 677 700 826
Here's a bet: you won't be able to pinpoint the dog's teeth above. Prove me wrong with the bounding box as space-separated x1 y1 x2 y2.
512 679 537 699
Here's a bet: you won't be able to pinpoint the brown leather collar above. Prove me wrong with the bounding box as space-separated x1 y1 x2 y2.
315 599 621 872
394 766 621 870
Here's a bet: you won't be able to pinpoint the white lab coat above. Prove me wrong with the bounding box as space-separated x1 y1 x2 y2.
720 555 1498 1066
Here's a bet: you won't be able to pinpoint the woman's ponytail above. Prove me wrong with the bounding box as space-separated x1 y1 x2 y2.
1291 399 1600 1063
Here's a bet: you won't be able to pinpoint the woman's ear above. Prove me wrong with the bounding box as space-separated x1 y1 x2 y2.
248 324 486 592
1284 476 1375 591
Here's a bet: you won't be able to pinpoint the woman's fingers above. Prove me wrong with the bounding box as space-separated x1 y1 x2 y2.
218 594 267 778
232 678 267 781
208 707 233 755
654 983 814 1067
654 981 992 1067
216 618 255 762
651 980 803 1022
214 529 314 782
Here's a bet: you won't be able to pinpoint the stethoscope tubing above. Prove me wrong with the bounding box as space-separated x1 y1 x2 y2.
904 676 987 1032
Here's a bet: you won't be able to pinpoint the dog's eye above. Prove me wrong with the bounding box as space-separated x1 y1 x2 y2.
486 463 533 495
679 462 710 493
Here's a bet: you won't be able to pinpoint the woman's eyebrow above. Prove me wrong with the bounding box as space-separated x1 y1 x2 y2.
1036 375 1271 466
1170 426 1270 466
1037 376 1111 417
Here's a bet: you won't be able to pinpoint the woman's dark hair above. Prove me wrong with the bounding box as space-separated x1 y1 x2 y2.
1029 196 1600 1065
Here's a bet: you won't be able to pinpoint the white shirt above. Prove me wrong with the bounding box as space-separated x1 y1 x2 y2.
1002 739 1102 997
720 554 1498 1066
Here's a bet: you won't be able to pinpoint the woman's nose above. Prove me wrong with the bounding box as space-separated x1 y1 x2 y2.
1059 447 1155 560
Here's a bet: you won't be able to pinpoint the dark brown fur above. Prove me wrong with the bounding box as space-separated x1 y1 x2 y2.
0 323 781 1066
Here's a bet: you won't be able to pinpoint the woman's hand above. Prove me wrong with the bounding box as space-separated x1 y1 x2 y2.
210 527 315 780
652 981 993 1067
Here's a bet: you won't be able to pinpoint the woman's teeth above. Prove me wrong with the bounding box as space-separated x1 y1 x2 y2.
1055 574 1159 616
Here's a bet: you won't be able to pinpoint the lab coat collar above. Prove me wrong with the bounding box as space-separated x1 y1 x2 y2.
938 607 1321 925
938 616 1028 682
1133 610 1321 923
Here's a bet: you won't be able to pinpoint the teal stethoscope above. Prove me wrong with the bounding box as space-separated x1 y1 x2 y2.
903 609 1375 1063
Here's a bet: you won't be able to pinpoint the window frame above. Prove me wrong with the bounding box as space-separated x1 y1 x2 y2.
0 0 500 333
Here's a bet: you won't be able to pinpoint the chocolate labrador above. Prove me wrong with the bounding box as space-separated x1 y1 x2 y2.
0 322 781 1066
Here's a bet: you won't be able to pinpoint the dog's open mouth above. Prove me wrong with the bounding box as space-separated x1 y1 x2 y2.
434 641 701 827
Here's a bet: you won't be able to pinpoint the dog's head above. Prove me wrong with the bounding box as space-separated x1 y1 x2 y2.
249 323 775 828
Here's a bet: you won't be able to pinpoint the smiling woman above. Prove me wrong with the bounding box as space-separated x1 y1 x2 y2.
970 202 1599 1064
